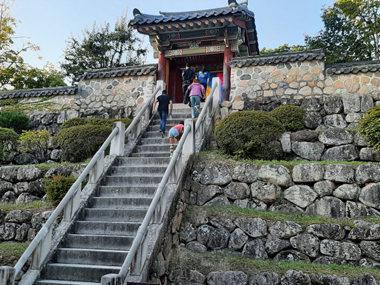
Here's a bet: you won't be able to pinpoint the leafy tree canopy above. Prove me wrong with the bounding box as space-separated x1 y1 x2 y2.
60 11 148 84
260 44 308 55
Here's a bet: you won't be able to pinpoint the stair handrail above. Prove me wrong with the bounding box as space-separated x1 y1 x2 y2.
6 121 126 282
105 77 221 284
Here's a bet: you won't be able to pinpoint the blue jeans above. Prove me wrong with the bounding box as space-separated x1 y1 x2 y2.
158 111 168 133
190 95 201 118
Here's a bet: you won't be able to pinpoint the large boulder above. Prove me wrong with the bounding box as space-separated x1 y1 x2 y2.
228 228 248 250
346 201 380 218
313 256 347 266
310 274 350 285
292 163 324 182
324 96 343 114
305 197 346 218
356 164 380 184
359 183 380 210
193 183 223 206
268 221 302 239
0 181 14 196
265 237 291 255
234 198 267 211
353 274 378 285
342 94 361 113
281 270 311 285
204 196 231 207
242 239 268 260
234 217 267 238
323 114 347 128
290 234 320 257
258 165 293 187
301 98 322 111
320 239 361 261
5 210 32 224
307 223 345 240
348 220 380 241
333 184 360 200
224 182 250 200
269 202 304 215
318 129 353 146
321 145 359 161
197 225 213 245
313 180 335 197
251 181 281 204
360 241 380 262
249 272 280 285
361 94 374 113
290 130 319 142
207 271 248 285
197 162 232 185
283 185 318 208
304 112 323 129
180 224 197 243
232 163 259 183
291 142 325 161
207 228 230 250
1 191 16 203
0 166 18 182
324 164 355 183
16 165 43 181
15 193 40 204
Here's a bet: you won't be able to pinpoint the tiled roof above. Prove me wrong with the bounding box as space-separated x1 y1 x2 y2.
78 64 157 80
0 86 77 99
130 2 254 25
229 49 325 67
326 60 380 75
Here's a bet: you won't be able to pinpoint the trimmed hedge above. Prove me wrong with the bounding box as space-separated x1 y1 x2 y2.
45 175 76 206
271 105 305 132
61 118 132 130
215 111 285 160
0 111 29 133
0 127 19 162
359 106 380 150
53 125 112 162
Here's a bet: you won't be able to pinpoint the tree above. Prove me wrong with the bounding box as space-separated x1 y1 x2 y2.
260 44 308 55
305 0 380 64
60 11 147 84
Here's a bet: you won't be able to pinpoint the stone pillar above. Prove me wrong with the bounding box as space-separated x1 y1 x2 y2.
101 274 123 285
223 45 233 102
158 52 166 82
0 266 15 285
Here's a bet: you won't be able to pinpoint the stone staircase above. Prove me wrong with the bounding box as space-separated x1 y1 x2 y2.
35 106 192 285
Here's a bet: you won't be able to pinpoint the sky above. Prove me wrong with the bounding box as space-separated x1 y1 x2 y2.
9 0 335 70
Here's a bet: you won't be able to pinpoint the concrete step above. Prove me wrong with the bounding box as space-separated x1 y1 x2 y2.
96 186 157 197
134 144 173 153
75 221 140 236
65 234 134 250
137 137 172 145
56 248 127 266
142 131 170 138
36 280 100 285
103 175 162 185
147 124 177 132
83 208 147 222
130 152 171 157
151 118 187 125
115 157 170 166
89 197 152 208
45 263 120 283
111 165 166 175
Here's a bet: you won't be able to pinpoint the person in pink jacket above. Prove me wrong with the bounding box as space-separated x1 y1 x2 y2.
187 78 205 118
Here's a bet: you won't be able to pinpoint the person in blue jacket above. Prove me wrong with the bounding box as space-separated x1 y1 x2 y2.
197 65 211 91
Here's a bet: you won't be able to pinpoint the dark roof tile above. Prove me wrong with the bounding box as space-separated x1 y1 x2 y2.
326 60 380 75
0 86 77 100
78 64 157 80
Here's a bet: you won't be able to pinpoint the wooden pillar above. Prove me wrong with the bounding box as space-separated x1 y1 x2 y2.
223 45 233 101
158 52 166 82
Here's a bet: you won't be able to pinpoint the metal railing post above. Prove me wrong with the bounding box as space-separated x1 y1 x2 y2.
110 123 125 156
0 266 15 285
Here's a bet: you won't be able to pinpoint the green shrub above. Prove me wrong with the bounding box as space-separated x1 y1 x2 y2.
0 111 29 133
215 111 286 160
359 106 380 150
45 175 76 205
0 127 19 162
61 118 132 130
53 125 112 162
271 105 306 132
0 99 19 107
18 130 51 162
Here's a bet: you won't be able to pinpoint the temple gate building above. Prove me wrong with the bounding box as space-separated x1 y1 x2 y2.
129 0 259 102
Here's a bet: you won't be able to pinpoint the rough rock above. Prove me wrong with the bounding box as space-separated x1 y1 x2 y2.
186 242 207 253
342 94 361 113
0 223 18 240
45 165 74 177
291 142 325 161
228 228 249 250
313 256 347 265
290 234 320 257
197 225 213 245
268 221 302 239
348 221 380 241
320 239 361 260
346 201 379 219
15 193 40 204
356 164 380 184
16 165 43 181
290 130 319 142
359 258 380 269
306 223 345 240
354 132 367 147
310 274 350 285
249 272 280 285
234 198 267 211
0 166 18 182
180 224 197 243
0 181 14 196
1 191 16 203
242 239 268 260
5 210 32 223
207 228 230 250
28 178 46 197
210 218 236 232
324 96 343 114
14 182 28 195
360 241 380 262
281 270 311 285
251 181 281 203
353 273 378 285
318 129 353 146
269 202 304 214
321 145 359 161
346 112 363 123
324 164 355 183
323 114 347 128
14 153 38 165
361 94 374 113
359 183 380 210
265 237 291 255
313 180 334 197
304 112 323 129
224 182 250 200
232 163 259 183
301 98 322 112
194 184 223 206
199 162 232 185
204 196 231 207
283 185 318 208
333 184 360 200
281 132 291 153
234 217 267 238
305 197 346 218
292 163 324 183
190 270 205 283
15 223 30 241
207 271 248 285
258 165 293 187
50 149 61 161
274 250 310 263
